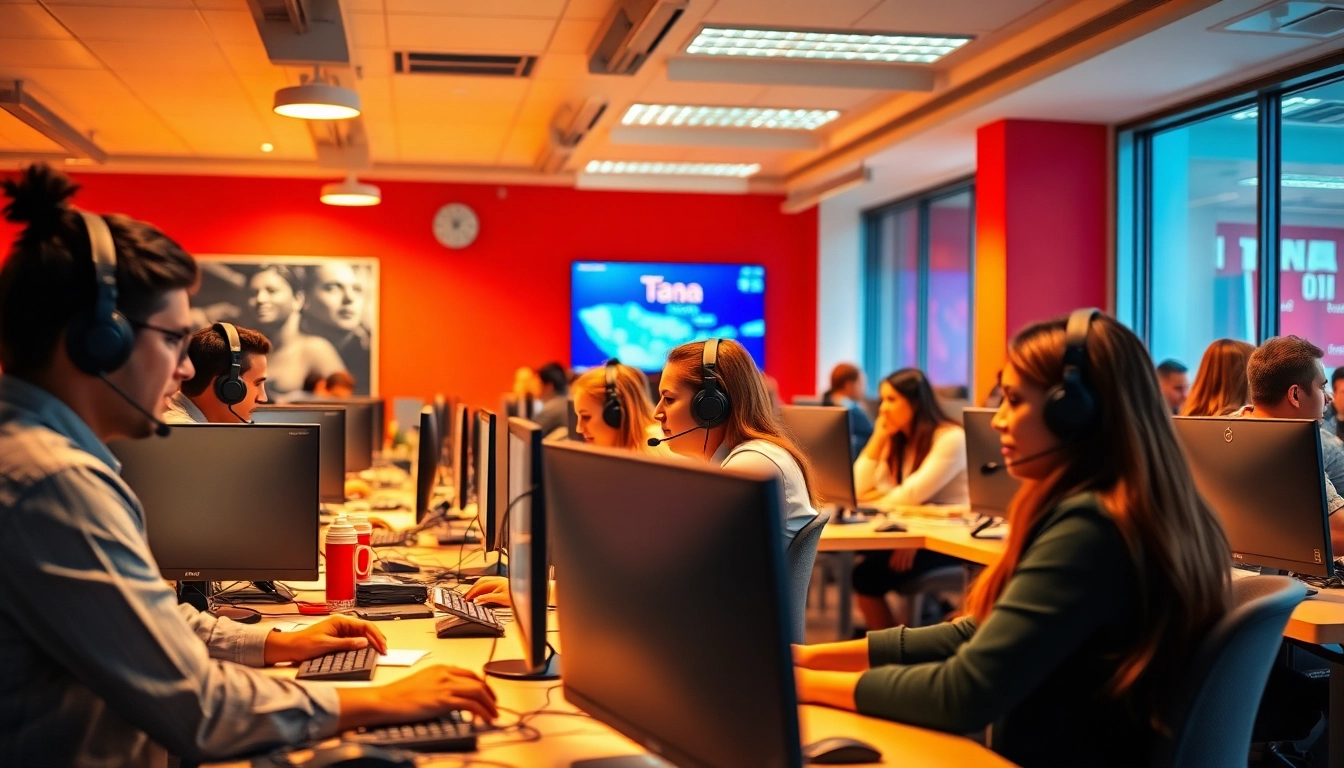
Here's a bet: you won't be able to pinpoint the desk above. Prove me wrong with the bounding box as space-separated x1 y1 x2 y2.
817 513 1005 639
209 548 1013 768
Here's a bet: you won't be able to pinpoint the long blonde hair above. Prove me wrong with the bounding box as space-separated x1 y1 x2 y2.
1181 339 1255 417
572 362 659 452
964 314 1230 731
664 339 820 505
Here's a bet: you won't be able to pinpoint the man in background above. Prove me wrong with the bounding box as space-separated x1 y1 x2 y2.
164 323 270 424
1156 359 1189 414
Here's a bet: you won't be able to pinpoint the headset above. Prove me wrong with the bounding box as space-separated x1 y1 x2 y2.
601 358 624 429
212 321 247 406
690 337 732 429
66 211 135 375
1042 308 1101 440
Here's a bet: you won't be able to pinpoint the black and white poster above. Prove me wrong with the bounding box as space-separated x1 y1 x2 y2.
188 256 379 396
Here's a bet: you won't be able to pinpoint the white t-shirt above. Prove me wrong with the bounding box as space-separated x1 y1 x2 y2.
854 423 969 509
715 439 818 546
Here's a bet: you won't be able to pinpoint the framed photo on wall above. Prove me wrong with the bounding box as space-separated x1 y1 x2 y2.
188 255 379 397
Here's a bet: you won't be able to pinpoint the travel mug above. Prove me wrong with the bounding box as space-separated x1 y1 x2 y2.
350 513 374 583
325 515 358 612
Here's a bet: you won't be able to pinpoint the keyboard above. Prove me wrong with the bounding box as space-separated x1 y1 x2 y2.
370 529 411 547
345 711 476 752
296 647 379 681
432 587 505 633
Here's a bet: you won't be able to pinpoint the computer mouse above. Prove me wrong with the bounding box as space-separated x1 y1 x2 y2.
275 743 414 768
873 519 907 533
802 737 883 764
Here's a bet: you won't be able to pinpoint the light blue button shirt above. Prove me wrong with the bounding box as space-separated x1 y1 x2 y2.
0 376 339 766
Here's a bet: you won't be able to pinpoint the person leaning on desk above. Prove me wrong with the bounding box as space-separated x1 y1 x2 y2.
0 165 496 767
794 310 1233 768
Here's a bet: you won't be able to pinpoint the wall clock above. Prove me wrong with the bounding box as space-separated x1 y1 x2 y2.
433 203 479 249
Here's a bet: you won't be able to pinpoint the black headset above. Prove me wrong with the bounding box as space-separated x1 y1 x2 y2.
690 338 732 429
212 321 247 406
66 211 135 375
602 358 624 429
1042 308 1101 440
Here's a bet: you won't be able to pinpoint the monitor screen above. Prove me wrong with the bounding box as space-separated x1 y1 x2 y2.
504 418 548 674
415 406 439 522
109 424 320 581
963 407 1022 519
475 409 498 550
779 404 855 509
321 399 375 472
571 261 765 372
453 404 470 511
252 406 346 503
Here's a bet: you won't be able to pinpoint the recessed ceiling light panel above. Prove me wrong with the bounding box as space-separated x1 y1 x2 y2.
622 104 840 130
685 27 971 63
584 161 761 177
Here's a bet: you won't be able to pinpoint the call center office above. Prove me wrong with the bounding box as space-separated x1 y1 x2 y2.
3 0 1344 767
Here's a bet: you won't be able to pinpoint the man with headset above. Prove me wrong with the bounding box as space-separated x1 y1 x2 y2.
0 166 496 766
164 322 272 424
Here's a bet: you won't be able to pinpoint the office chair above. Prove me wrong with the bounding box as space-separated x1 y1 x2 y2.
786 510 830 643
902 564 971 628
1155 575 1307 768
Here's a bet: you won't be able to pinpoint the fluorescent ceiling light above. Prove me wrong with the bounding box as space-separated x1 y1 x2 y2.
1239 174 1344 190
622 104 840 130
1230 96 1321 121
685 27 971 63
320 175 381 206
584 161 760 177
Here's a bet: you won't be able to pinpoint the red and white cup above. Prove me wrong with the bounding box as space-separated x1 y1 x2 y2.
325 515 359 612
349 513 374 583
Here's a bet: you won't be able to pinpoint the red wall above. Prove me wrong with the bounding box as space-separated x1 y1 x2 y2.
0 173 818 408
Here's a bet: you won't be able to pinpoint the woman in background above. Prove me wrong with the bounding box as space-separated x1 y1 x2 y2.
1180 339 1255 417
247 264 345 395
571 360 669 454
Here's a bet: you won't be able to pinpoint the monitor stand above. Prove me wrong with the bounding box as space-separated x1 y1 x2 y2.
178 581 263 623
484 646 561 681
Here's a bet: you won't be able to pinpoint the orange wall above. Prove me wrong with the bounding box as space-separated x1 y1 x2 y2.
0 172 818 408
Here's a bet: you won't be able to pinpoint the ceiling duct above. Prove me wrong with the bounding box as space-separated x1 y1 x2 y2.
537 97 609 174
245 0 350 65
0 81 106 163
394 52 536 77
589 0 688 75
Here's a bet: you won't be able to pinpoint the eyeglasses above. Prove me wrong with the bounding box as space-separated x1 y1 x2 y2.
130 321 192 364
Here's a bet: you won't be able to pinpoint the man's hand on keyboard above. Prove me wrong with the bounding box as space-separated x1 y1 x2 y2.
463 576 511 607
382 665 499 723
263 615 389 666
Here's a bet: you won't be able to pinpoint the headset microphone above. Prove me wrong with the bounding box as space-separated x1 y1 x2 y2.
980 444 1068 475
98 372 171 437
647 425 701 447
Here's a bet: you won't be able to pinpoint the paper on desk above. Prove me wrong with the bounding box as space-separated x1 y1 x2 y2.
378 649 430 666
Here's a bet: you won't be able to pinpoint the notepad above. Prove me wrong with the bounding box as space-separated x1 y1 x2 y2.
378 649 430 666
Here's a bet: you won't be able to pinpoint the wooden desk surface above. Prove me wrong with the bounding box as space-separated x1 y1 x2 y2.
818 513 1005 567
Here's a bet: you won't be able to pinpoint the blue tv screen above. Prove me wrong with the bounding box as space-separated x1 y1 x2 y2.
571 261 765 373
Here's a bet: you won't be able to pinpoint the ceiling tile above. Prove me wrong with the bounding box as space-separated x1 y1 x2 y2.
353 47 394 78
701 0 886 28
348 13 387 48
199 9 261 44
0 39 103 68
45 0 194 6
496 122 545 167
49 6 213 42
564 0 614 21
385 15 556 52
752 85 881 110
0 5 72 38
393 75 532 107
856 0 1052 34
361 119 397 157
217 38 277 72
548 19 598 54
532 53 588 81
385 0 564 17
84 38 232 72
636 79 767 105
342 0 383 10
193 0 250 8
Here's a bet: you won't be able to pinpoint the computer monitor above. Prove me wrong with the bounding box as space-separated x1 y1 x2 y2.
779 404 856 509
109 423 320 582
963 407 1022 519
1173 416 1334 577
415 406 440 523
543 441 803 768
566 399 581 441
453 403 471 511
393 397 425 440
321 399 376 472
484 418 557 680
474 409 498 550
252 406 346 504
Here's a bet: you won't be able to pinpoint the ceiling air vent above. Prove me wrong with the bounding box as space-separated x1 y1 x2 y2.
394 52 536 77
1285 100 1344 126
1216 1 1344 39
1282 7 1344 35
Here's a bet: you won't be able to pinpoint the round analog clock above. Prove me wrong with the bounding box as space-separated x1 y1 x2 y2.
432 203 479 249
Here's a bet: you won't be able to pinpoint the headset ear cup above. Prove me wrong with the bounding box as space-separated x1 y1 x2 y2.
1043 374 1095 440
602 396 623 429
215 374 247 406
66 307 135 375
691 388 730 429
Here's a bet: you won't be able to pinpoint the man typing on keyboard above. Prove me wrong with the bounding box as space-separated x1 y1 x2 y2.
0 167 496 767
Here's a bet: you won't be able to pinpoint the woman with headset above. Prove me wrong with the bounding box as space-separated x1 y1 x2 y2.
793 311 1231 768
653 338 819 545
851 367 969 630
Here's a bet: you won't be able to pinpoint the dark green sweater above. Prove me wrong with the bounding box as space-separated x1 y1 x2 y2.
854 493 1149 768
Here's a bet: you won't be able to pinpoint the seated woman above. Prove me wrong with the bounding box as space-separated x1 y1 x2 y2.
1180 338 1255 417
852 368 969 630
465 360 667 605
793 311 1231 768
